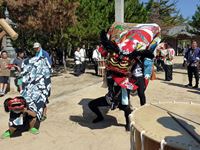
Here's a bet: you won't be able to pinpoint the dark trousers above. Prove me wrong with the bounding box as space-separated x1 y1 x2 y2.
88 96 132 126
164 64 173 81
156 59 164 71
88 55 93 63
81 62 86 73
74 64 82 76
187 66 199 86
93 61 98 75
135 77 146 106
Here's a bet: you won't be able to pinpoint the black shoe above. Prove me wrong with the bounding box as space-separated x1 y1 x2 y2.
192 85 198 89
185 84 192 87
92 117 104 123
165 79 171 81
125 124 130 132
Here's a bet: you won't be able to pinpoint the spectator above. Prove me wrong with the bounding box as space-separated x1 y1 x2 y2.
182 44 190 67
56 48 63 65
33 42 52 65
163 43 175 81
88 46 93 63
74 47 82 76
0 51 11 96
155 50 164 72
184 40 200 88
92 45 102 75
13 48 25 92
80 45 86 73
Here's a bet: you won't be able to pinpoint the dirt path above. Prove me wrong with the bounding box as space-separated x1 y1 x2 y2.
0 56 199 150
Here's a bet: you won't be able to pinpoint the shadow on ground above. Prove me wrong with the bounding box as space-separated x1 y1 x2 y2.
187 90 200 95
69 98 125 130
173 70 187 75
161 81 186 88
155 77 165 81
161 81 200 95
173 63 185 70
158 116 200 148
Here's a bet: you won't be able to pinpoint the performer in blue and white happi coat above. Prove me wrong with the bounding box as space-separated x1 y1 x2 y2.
20 56 52 121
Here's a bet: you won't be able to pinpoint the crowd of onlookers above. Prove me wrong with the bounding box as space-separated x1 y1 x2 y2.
155 40 200 89
0 49 24 96
74 44 102 76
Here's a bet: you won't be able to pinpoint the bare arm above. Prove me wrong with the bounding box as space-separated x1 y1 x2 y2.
23 108 37 117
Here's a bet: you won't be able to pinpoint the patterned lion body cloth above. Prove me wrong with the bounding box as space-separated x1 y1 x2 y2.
20 57 52 120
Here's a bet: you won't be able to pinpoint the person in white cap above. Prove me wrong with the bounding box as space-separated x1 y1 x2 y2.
33 42 52 65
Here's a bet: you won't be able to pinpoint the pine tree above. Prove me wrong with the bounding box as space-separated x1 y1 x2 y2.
68 0 148 46
146 0 183 35
190 5 200 35
67 0 115 46
125 0 148 23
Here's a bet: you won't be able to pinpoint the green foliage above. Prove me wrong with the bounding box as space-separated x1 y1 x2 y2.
190 5 200 35
125 0 148 23
68 0 150 47
146 0 184 35
67 0 115 47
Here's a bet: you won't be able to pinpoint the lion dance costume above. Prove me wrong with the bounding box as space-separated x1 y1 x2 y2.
20 57 52 120
88 23 161 131
1 57 52 138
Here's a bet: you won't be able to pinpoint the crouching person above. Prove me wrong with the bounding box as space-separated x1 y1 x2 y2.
88 75 132 131
2 96 39 139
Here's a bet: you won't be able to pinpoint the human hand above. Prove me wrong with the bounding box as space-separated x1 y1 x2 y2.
14 65 21 71
21 107 27 113
6 64 15 69
145 74 150 80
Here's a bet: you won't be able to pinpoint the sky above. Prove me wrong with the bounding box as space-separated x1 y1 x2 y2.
140 0 200 19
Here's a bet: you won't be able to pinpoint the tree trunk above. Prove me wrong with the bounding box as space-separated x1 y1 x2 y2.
63 49 67 73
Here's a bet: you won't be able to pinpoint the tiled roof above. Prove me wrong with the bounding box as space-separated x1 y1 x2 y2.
166 24 196 37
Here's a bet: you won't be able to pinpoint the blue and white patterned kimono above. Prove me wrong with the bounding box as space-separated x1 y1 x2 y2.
20 57 52 120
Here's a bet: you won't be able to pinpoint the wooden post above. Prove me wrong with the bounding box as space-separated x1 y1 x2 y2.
115 0 124 23
0 18 18 40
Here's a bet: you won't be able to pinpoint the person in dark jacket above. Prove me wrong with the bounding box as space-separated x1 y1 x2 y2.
184 40 200 89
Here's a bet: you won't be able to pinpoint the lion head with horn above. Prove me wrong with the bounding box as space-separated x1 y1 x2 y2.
99 23 161 90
